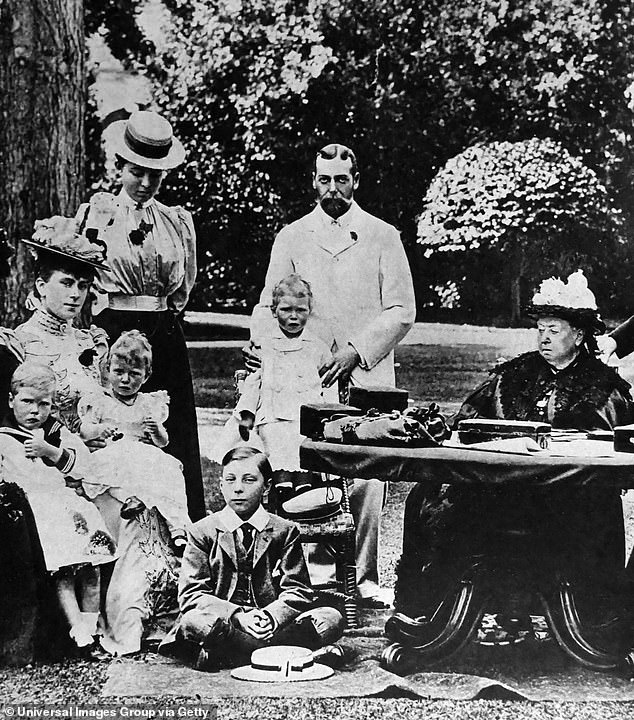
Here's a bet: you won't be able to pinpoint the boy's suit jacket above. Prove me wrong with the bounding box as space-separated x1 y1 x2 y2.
176 509 314 630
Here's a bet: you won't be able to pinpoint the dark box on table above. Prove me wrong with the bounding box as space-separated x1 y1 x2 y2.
614 425 634 453
348 386 409 413
300 403 364 440
457 419 552 449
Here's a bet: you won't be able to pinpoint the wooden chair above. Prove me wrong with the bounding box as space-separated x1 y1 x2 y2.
274 472 359 629
233 371 359 628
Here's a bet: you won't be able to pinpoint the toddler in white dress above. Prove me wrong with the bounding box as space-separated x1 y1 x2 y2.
234 274 337 500
79 330 190 551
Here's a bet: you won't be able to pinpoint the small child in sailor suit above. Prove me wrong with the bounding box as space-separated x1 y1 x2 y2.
0 362 116 655
159 447 343 671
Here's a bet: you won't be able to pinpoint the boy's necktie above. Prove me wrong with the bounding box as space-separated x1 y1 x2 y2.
241 524 254 553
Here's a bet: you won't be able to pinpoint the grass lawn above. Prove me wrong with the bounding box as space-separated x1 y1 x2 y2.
3 340 634 718
188 344 503 413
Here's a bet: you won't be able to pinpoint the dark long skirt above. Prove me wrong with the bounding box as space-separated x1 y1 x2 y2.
395 481 627 621
97 308 205 521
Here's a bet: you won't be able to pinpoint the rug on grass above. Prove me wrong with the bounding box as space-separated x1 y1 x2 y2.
102 635 634 702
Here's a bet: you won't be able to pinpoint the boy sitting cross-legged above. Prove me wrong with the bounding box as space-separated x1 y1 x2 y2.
159 446 344 671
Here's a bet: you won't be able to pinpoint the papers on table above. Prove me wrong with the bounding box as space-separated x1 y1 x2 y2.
447 430 619 457
452 437 544 454
549 440 616 457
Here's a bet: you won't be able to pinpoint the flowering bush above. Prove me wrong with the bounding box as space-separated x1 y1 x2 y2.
417 138 623 320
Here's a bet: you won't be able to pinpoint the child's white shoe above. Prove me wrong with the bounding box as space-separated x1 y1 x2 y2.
69 625 94 649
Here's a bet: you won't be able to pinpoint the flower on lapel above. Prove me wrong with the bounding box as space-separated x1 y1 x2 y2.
129 220 153 246
272 559 283 579
78 348 98 367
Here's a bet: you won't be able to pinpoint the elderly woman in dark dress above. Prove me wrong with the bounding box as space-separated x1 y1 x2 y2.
75 110 204 521
394 271 633 635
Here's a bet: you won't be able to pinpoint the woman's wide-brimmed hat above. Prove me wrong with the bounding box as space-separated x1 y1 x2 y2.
21 216 109 271
525 269 606 335
231 646 334 683
107 110 186 170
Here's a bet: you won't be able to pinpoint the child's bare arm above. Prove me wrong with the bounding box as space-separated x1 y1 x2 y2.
142 416 169 448
79 420 115 442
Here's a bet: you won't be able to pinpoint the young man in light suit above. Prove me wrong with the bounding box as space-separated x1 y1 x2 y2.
247 144 416 607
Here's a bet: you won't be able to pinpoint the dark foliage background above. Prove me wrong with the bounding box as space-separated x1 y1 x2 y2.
85 0 634 323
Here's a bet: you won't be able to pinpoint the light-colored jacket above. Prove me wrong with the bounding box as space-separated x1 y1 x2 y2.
251 203 416 387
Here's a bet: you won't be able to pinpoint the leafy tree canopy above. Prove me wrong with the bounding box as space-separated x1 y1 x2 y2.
418 138 624 320
418 138 620 255
86 0 634 315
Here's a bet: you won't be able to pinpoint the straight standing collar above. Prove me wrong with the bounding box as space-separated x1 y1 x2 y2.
118 188 156 212
32 309 74 336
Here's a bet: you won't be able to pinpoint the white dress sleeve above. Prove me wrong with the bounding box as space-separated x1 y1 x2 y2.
168 207 197 313
59 427 93 480
145 391 170 424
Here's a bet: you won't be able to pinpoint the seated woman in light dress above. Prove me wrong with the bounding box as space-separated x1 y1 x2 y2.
15 215 182 656
15 216 108 431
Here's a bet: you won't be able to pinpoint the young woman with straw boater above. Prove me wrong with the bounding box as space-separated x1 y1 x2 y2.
75 110 204 522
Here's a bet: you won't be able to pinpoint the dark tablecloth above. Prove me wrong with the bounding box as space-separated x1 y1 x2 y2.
300 440 634 489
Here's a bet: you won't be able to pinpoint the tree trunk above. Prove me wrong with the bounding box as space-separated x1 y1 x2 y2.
0 0 85 326
510 245 526 326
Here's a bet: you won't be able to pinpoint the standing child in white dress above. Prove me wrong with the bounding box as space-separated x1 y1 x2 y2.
233 274 338 501
78 330 189 552
0 362 116 656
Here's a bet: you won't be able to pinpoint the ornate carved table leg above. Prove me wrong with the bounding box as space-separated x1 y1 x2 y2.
541 580 634 672
382 577 486 673
381 642 419 676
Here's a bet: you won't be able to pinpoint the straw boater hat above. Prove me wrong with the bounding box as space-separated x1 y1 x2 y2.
525 269 606 335
107 110 186 170
21 216 109 271
231 646 334 683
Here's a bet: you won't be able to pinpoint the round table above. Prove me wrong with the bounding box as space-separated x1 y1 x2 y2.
300 437 634 675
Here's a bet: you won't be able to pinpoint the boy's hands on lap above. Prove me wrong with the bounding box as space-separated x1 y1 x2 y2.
235 609 274 640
